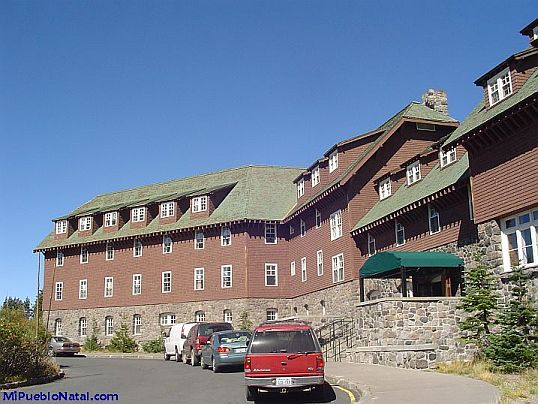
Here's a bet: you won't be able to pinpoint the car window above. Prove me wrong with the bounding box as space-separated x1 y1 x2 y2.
53 337 70 342
219 332 251 344
199 323 233 336
250 330 316 354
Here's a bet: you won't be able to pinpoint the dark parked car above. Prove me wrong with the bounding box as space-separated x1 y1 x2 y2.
200 330 251 372
182 322 234 366
48 336 80 356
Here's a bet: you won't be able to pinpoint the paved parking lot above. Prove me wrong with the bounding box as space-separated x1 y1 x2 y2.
10 356 351 403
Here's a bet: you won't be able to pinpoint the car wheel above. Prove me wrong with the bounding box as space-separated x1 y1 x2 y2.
182 350 188 364
190 349 198 366
200 355 208 369
47 347 55 357
212 357 220 373
175 348 181 362
246 386 258 402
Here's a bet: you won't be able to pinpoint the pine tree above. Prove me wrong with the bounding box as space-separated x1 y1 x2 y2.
458 254 498 351
108 323 137 353
83 321 102 352
238 311 253 331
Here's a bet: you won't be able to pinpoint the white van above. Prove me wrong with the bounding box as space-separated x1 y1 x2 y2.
164 322 196 362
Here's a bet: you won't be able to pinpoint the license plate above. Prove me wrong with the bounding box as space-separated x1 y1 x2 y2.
276 378 292 386
235 348 246 353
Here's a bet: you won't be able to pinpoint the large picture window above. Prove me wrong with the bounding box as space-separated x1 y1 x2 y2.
501 208 537 271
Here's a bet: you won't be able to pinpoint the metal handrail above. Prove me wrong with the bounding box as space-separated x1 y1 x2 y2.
315 317 356 362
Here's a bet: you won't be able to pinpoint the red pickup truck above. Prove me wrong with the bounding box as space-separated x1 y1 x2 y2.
244 322 325 401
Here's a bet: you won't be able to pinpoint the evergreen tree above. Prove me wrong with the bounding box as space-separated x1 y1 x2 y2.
238 311 253 331
458 254 498 351
108 323 137 353
83 321 102 352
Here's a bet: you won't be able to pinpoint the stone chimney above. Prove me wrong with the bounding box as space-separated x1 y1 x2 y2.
422 89 448 115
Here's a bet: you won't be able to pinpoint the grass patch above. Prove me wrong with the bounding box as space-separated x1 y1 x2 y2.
437 361 538 403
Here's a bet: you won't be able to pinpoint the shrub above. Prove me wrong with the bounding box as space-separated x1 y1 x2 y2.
238 311 253 331
83 321 102 352
107 323 137 353
142 338 164 353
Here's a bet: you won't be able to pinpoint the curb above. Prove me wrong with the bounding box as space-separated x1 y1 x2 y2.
0 371 65 391
325 373 364 403
84 353 160 360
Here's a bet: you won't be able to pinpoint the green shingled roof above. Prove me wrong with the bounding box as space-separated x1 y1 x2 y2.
351 153 469 233
287 102 458 217
36 165 303 251
444 69 538 147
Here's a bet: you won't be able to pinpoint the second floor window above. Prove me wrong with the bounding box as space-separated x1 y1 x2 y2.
429 205 441 234
221 265 232 288
131 207 146 223
80 248 89 264
104 212 117 227
194 268 205 290
330 210 343 240
162 271 171 293
379 178 392 200
315 209 321 228
163 236 173 254
297 179 305 198
301 257 307 282
192 196 207 213
368 233 376 256
290 261 296 276
132 274 141 295
79 279 87 299
265 263 278 286
55 220 68 234
487 68 512 106
195 232 205 249
106 242 114 261
79 217 92 231
312 166 320 187
265 223 277 244
332 253 344 283
317 250 323 276
221 227 231 246
133 239 142 257
395 221 405 246
104 277 113 297
56 251 64 267
300 219 306 237
160 202 175 218
329 151 338 173
55 282 63 301
406 161 421 185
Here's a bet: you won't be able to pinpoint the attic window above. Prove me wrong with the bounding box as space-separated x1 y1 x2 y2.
406 161 421 185
533 26 538 40
487 68 512 106
379 178 392 200
79 217 92 231
297 179 305 198
329 151 338 173
55 220 68 234
312 166 320 187
132 207 146 223
416 123 436 131
192 196 207 213
160 202 175 218
440 147 457 167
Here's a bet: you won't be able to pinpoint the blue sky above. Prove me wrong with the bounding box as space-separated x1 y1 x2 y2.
0 1 533 302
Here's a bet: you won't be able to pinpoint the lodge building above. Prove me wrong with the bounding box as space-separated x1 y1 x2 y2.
36 20 538 344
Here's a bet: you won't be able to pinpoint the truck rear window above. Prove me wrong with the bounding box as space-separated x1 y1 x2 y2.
250 330 316 353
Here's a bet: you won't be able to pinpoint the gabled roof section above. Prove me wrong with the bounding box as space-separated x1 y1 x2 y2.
36 165 303 251
285 102 458 220
474 47 538 86
444 69 538 147
351 153 469 234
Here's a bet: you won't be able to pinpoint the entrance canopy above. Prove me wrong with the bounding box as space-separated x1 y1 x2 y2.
360 251 463 279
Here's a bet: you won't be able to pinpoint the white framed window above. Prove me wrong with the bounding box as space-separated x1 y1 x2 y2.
265 223 277 244
104 277 113 297
429 205 441 234
315 209 321 228
132 315 142 335
104 212 117 227
221 265 232 288
406 161 421 185
379 178 392 200
80 247 89 264
312 166 320 187
297 179 305 198
55 282 63 301
194 232 205 249
79 279 87 300
221 227 231 246
440 147 457 167
289 225 294 235
265 263 278 286
416 122 436 131
266 308 278 321
163 235 173 254
487 68 512 106
55 220 68 234
159 313 176 326
79 216 92 231
332 253 344 283
106 242 114 261
133 239 142 257
395 221 405 246
79 317 87 337
330 210 343 240
317 250 323 276
368 233 376 256
162 271 171 293
300 219 306 237
301 257 307 282
160 202 175 218
223 309 233 323
195 311 205 322
131 207 146 223
192 196 207 213
54 319 62 336
194 267 205 290
290 261 296 276
501 208 538 271
132 274 141 295
56 251 64 267
105 316 113 336
329 151 338 173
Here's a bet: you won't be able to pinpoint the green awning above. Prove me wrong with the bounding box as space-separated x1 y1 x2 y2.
360 251 463 278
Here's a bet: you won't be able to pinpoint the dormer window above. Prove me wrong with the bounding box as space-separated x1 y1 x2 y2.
440 147 457 167
192 196 207 213
79 217 92 231
533 26 538 40
487 68 512 106
297 179 305 198
329 151 338 173
406 161 421 185
312 166 320 187
132 207 146 223
55 220 68 234
160 202 175 218
104 212 117 227
379 178 392 200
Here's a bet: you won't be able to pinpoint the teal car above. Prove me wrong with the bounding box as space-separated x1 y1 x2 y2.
200 330 251 372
